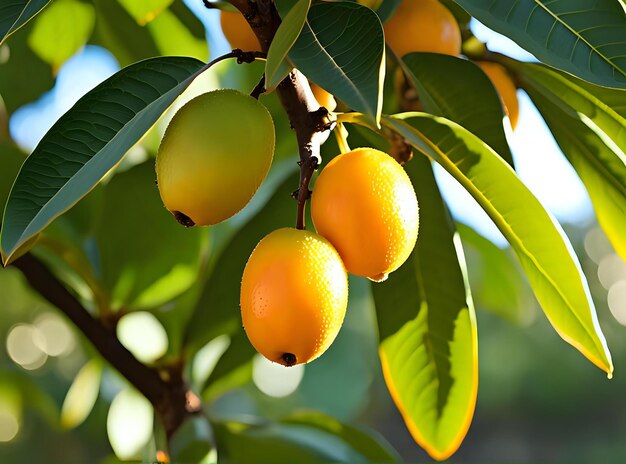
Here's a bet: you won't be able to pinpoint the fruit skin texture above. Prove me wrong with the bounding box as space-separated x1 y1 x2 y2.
384 0 461 57
220 11 261 51
156 89 274 226
240 228 348 366
311 148 419 282
477 61 520 130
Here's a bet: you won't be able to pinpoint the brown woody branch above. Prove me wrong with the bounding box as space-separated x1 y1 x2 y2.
12 254 200 439
8 0 334 448
224 0 333 230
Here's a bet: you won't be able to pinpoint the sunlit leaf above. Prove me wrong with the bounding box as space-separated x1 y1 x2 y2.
147 8 209 61
265 0 309 90
372 154 477 461
527 89 626 263
27 0 95 72
515 62 626 261
117 0 173 25
383 112 613 376
60 360 102 429
95 162 206 310
1 57 207 265
451 0 626 88
90 0 160 67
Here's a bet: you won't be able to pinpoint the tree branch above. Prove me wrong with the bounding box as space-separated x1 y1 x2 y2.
12 253 199 438
221 0 334 230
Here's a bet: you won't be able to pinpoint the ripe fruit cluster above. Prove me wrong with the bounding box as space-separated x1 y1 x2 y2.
241 148 419 367
155 0 516 368
156 90 418 367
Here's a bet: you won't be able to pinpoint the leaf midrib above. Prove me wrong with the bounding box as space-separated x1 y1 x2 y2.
532 0 626 80
3 60 207 259
385 116 605 361
2 0 30 41
295 9 374 115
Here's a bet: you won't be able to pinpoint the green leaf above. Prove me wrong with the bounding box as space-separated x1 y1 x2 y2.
402 53 514 166
202 329 255 400
94 162 206 310
289 1 385 125
265 0 310 91
147 7 209 61
564 75 626 118
213 416 396 463
513 63 626 149
0 0 50 45
0 142 25 212
451 0 626 88
60 360 102 429
439 0 471 28
514 62 626 261
372 154 477 461
183 169 298 352
527 88 626 263
1 56 206 265
375 0 401 23
27 0 95 72
117 0 173 25
383 112 613 376
90 0 160 67
169 415 212 463
283 411 400 462
169 0 207 40
457 222 535 325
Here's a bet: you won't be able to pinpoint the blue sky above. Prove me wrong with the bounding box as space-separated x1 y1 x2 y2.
8 7 594 248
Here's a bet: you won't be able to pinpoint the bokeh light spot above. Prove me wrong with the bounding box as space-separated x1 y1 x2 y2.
6 324 48 370
252 354 305 398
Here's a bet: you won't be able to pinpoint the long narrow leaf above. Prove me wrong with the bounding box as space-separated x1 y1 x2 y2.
528 89 626 262
0 0 51 45
289 1 385 125
451 0 626 88
1 57 207 264
515 62 626 260
372 154 477 461
402 53 514 166
383 113 613 376
265 0 310 90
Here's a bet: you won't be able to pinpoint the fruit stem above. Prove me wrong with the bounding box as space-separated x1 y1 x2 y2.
224 0 335 231
295 156 319 230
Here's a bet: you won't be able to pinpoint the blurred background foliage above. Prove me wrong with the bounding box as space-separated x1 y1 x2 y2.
1 0 626 462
